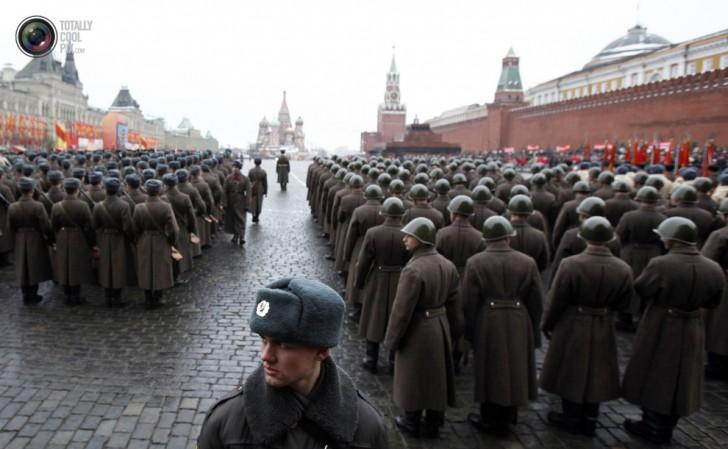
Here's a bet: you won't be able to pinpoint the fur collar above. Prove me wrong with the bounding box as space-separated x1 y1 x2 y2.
243 357 359 445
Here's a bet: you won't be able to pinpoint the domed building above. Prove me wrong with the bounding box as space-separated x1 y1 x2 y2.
255 91 306 155
525 24 728 106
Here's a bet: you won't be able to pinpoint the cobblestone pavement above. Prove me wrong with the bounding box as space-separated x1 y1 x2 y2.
0 160 726 449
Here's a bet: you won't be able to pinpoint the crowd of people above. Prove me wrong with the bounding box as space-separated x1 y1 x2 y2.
306 154 728 444
0 148 291 308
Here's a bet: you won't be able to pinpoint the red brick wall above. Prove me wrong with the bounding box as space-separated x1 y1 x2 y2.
432 69 728 154
379 112 406 143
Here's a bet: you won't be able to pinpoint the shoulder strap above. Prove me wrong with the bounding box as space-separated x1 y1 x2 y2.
97 202 120 231
141 203 165 232
58 202 81 229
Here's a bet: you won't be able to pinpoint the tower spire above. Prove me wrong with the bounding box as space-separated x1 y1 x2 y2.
390 46 397 73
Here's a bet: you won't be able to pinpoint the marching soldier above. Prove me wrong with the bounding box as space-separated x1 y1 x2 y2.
247 158 268 223
402 184 445 229
384 217 461 439
222 161 251 247
51 177 97 306
604 180 638 227
507 195 550 274
702 198 728 379
162 174 197 282
665 185 718 248
123 174 147 212
431 179 452 226
622 217 725 444
356 197 409 374
87 171 106 204
133 179 179 309
93 178 135 307
177 169 206 257
0 169 14 267
469 186 498 230
7 177 54 304
462 216 543 436
276 149 290 191
541 216 634 436
343 185 385 320
553 181 591 248
201 162 224 235
334 175 366 275
190 165 215 248
46 171 66 204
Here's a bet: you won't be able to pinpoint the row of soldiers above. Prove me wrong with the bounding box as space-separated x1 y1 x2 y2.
0 149 273 308
306 155 728 444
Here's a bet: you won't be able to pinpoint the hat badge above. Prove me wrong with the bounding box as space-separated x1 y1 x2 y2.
256 300 270 317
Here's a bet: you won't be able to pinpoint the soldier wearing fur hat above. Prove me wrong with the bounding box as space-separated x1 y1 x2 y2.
384 217 462 439
247 158 268 223
133 179 179 308
462 216 543 436
93 177 135 307
197 278 388 449
50 177 97 305
622 217 725 444
7 177 54 304
222 160 251 246
541 216 634 436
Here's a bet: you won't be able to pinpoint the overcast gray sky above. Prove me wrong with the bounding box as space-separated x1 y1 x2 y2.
2 0 727 150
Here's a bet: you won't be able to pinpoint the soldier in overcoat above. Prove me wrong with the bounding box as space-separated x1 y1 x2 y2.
222 161 251 246
461 216 543 436
276 149 290 191
541 216 634 436
355 198 409 374
133 179 180 308
247 158 268 223
622 217 725 444
93 178 135 307
50 177 97 305
702 199 728 379
383 217 461 439
7 177 54 304
334 176 366 274
507 195 550 274
162 174 197 278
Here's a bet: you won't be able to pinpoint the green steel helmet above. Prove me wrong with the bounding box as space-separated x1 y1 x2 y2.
588 167 601 179
572 181 591 194
645 175 664 191
482 216 517 241
416 163 429 174
471 185 493 203
452 173 467 185
434 178 451 194
530 173 547 186
478 176 496 190
564 172 582 186
576 196 607 217
365 184 383 200
692 177 713 193
368 168 381 181
402 217 436 245
476 164 488 176
386 165 399 177
635 186 660 203
530 164 543 174
343 172 354 185
447 195 475 216
330 164 341 173
612 180 631 193
429 168 444 180
718 198 728 215
509 184 529 198
409 183 430 200
654 216 698 245
598 171 615 185
632 172 649 186
389 179 405 194
578 216 615 243
398 168 411 180
361 165 371 175
380 197 405 217
377 173 392 188
502 168 516 180
349 175 364 188
336 169 348 179
413 172 430 185
508 194 534 214
671 185 698 204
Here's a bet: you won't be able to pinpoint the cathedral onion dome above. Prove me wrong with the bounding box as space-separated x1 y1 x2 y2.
584 24 671 69
259 116 269 128
295 116 304 126
270 118 280 128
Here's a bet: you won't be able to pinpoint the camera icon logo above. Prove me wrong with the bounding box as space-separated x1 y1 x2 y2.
16 16 58 58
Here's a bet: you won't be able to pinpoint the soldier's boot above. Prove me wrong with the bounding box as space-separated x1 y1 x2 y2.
624 409 674 444
231 234 238 244
144 290 155 309
362 341 379 374
547 399 583 435
73 286 86 305
394 410 421 438
581 403 599 436
110 289 127 308
63 285 76 306
153 290 165 308
105 288 116 307
387 351 395 375
468 402 510 437
422 410 443 439
21 285 42 305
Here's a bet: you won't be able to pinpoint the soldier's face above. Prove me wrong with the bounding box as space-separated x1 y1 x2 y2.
260 337 328 392
403 235 420 252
